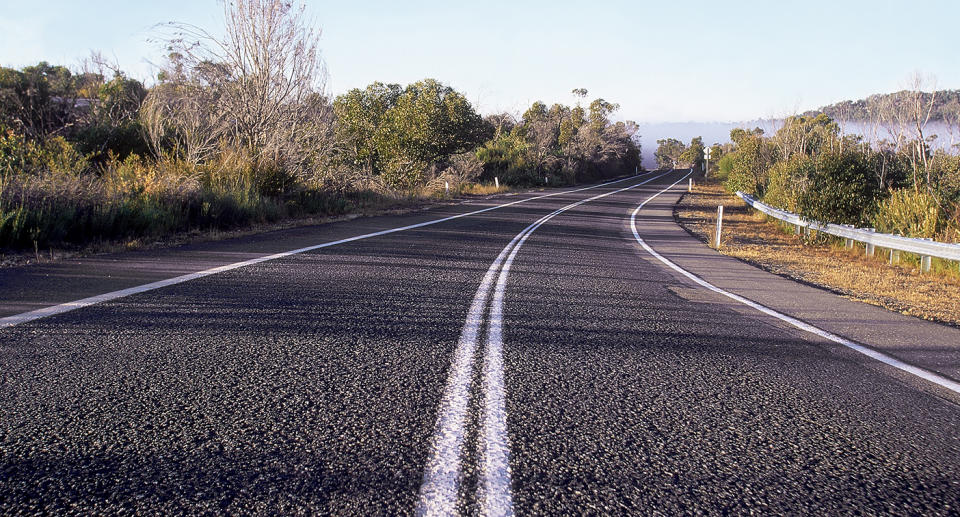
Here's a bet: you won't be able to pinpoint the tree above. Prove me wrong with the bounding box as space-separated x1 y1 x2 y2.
654 138 685 169
725 128 777 196
161 0 330 177
0 62 82 139
678 136 705 169
376 79 488 188
333 79 487 189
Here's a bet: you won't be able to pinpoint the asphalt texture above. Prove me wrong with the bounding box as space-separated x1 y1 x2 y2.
2 171 959 515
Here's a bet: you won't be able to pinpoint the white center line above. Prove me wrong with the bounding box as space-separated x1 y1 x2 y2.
418 170 677 516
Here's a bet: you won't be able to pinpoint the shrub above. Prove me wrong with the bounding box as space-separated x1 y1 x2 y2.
797 150 882 226
872 189 942 238
763 155 813 212
723 135 776 196
714 154 734 182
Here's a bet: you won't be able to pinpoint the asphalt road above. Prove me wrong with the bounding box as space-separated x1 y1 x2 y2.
1 171 959 515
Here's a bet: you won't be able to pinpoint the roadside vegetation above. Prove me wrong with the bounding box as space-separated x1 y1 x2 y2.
676 178 960 326
0 0 641 255
663 76 960 325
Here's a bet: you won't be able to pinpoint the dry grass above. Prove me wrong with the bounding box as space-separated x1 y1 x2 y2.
0 181 518 269
675 178 960 327
460 182 511 196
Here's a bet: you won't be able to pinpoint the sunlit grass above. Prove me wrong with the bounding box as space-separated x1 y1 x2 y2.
676 178 960 326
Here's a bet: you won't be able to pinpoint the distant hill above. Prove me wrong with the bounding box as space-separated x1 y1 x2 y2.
806 90 960 123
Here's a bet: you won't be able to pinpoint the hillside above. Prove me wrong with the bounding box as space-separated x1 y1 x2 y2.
807 90 960 123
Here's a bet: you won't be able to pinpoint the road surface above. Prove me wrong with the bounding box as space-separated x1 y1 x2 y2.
2 170 959 514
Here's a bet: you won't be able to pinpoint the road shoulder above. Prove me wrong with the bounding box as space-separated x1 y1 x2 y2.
631 176 960 384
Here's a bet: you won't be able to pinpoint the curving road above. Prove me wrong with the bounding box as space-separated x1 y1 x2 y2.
2 170 959 515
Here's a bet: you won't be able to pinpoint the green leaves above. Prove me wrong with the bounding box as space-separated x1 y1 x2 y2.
333 79 488 189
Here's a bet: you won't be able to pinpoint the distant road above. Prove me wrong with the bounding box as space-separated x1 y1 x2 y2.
2 171 959 514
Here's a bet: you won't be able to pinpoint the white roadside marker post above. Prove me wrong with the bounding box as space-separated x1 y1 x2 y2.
688 178 693 192
704 146 711 178
445 181 450 197
495 177 499 189
714 205 724 249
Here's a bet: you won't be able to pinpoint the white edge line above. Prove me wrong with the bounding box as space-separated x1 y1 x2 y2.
629 171 960 396
417 170 677 516
0 173 657 331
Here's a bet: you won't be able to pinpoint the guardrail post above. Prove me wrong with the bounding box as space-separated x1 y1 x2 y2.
714 205 724 249
736 190 960 270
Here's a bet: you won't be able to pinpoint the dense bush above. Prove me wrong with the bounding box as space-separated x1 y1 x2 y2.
723 128 776 197
763 155 812 212
473 95 641 187
717 112 959 241
1 42 641 251
798 151 882 226
873 189 942 238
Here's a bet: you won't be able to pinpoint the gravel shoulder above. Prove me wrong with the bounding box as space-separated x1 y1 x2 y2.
674 177 960 327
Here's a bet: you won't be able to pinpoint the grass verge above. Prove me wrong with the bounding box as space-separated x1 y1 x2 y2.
0 180 516 269
675 176 960 327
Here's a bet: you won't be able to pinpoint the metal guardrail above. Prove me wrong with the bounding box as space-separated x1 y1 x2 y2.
736 192 960 270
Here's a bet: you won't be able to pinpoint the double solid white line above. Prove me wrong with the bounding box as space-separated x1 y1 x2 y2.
417 170 675 516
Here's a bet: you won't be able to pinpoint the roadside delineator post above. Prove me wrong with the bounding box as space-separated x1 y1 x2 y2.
495 177 499 189
704 146 711 178
688 178 693 192
714 205 724 249
445 181 450 197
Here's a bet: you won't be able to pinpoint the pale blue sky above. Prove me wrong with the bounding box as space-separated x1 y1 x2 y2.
1 0 957 122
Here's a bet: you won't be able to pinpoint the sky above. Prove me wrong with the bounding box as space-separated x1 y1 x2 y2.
1 0 958 123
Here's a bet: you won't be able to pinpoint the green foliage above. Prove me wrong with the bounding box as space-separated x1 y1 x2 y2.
475 97 639 186
872 189 942 238
378 79 489 188
772 114 839 159
763 155 814 212
333 79 488 189
715 154 735 181
476 129 534 184
678 136 705 170
797 150 882 226
0 126 48 177
654 138 685 169
0 62 79 138
0 126 88 178
75 74 149 161
724 128 777 197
